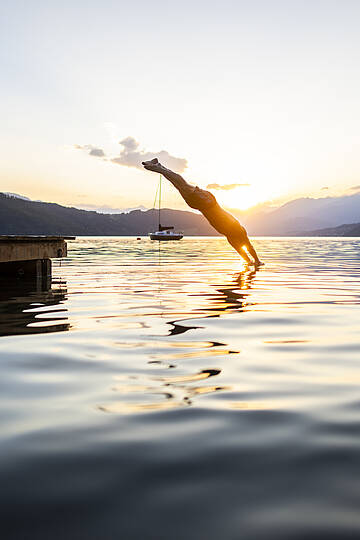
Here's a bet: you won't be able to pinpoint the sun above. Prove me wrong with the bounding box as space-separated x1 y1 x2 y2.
213 187 268 211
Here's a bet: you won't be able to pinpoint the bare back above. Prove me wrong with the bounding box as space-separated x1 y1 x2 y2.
183 186 245 238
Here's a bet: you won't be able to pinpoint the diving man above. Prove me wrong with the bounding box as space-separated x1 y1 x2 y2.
142 158 263 265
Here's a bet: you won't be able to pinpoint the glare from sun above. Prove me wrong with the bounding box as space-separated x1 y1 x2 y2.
214 187 267 211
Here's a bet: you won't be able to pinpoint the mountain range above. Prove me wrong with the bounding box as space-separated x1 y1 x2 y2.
1 191 360 236
0 193 216 236
239 191 360 235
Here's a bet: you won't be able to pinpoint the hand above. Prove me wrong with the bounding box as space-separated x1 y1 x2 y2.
142 158 164 173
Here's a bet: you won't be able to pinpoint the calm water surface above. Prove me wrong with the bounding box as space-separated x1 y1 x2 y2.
1 237 360 539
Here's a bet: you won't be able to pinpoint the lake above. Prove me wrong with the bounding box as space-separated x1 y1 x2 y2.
1 236 360 539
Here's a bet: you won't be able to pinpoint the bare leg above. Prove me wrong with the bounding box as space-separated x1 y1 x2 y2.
142 158 194 195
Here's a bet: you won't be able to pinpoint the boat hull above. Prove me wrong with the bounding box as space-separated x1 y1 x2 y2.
149 234 183 241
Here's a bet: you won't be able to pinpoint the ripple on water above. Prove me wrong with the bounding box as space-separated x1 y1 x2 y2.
2 237 360 539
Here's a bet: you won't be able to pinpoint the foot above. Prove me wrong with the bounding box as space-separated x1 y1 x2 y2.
142 158 165 173
255 260 265 266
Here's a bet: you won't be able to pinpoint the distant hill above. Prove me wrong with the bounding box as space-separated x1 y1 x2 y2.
1 190 360 236
2 192 31 201
242 192 360 235
0 193 218 236
301 222 360 237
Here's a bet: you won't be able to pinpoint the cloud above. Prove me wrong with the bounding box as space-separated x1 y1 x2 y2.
349 185 360 191
321 186 329 190
111 137 187 173
89 147 105 157
75 137 187 173
119 136 138 152
206 182 250 191
75 144 105 158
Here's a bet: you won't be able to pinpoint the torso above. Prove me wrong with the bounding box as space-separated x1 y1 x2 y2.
202 204 243 236
183 186 246 238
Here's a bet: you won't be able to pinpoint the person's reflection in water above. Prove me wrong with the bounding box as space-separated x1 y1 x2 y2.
0 279 69 337
159 269 258 408
99 268 259 413
215 269 257 312
168 268 257 335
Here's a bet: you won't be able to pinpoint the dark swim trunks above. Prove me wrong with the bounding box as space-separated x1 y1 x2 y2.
183 187 217 211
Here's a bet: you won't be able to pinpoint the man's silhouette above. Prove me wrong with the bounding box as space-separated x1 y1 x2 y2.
142 158 263 265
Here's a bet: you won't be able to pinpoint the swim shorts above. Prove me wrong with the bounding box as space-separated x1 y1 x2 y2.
184 187 217 211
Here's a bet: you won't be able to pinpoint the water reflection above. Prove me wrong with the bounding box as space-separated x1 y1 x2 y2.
3 238 360 539
99 267 258 413
216 269 257 309
170 268 257 332
0 278 69 336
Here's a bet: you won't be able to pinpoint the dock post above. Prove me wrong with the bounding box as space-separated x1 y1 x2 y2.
0 258 51 278
0 236 73 284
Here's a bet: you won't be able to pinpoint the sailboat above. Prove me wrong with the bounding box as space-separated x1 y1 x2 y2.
149 175 183 241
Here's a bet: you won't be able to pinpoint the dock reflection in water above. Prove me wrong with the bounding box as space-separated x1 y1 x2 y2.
0 279 69 336
2 236 360 540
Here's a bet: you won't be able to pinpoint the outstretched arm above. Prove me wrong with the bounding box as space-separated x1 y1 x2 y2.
244 239 262 265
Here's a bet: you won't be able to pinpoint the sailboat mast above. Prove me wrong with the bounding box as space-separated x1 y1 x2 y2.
158 174 162 229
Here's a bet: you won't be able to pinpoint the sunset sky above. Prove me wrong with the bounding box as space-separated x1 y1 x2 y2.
1 0 360 212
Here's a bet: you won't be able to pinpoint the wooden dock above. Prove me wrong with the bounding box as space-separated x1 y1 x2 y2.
0 236 75 279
